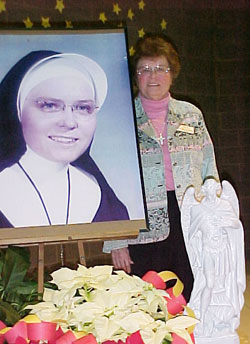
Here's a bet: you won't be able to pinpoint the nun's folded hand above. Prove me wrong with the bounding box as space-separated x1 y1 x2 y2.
111 247 134 274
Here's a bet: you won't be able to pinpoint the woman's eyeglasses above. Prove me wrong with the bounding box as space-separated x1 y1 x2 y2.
28 98 98 116
136 65 171 76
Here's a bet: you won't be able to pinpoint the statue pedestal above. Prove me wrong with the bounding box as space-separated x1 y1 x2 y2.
194 333 239 344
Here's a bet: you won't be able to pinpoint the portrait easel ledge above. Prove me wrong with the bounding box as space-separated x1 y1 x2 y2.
0 219 143 294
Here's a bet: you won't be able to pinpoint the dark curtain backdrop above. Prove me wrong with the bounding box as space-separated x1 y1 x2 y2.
0 0 249 268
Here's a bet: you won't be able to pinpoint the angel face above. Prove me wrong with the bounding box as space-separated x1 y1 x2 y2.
202 179 221 200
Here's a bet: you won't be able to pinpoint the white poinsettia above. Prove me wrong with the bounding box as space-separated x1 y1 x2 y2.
118 311 155 333
91 289 131 310
165 316 199 344
141 322 173 344
70 302 104 324
93 316 122 342
26 301 69 323
26 265 198 344
43 286 81 307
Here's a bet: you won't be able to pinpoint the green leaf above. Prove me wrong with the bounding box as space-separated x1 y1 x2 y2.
0 298 21 325
1 246 30 291
0 249 4 275
162 339 172 344
0 246 40 325
12 281 38 295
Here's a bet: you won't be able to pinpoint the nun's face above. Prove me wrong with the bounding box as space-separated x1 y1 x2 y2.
21 76 97 163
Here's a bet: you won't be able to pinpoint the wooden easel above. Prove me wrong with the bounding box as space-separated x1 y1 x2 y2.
0 219 144 294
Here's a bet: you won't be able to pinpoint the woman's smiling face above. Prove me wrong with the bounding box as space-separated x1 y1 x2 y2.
20 76 97 163
136 55 172 101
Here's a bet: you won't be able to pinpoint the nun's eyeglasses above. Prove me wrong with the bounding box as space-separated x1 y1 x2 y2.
29 98 98 116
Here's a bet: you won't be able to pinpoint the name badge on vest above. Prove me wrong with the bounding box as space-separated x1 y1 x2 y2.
176 124 195 134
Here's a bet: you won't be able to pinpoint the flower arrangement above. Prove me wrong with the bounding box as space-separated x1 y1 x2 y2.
0 265 198 344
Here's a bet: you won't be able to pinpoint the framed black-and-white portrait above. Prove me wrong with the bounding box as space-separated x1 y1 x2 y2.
0 29 147 242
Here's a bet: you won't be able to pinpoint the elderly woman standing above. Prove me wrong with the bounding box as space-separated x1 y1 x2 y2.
104 33 219 301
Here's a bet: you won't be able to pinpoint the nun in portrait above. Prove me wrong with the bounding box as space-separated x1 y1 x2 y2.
0 50 129 228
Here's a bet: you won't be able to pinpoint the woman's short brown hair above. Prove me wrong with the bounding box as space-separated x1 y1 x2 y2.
132 33 181 81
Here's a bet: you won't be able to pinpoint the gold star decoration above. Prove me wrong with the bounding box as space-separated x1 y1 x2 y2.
23 17 34 29
161 19 167 30
138 27 145 38
41 17 51 28
99 12 107 24
0 0 6 13
113 3 121 15
65 20 73 29
138 0 145 10
129 46 136 56
127 8 134 21
55 0 65 14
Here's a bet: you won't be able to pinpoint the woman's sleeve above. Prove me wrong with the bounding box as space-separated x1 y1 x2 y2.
201 113 219 181
103 239 128 253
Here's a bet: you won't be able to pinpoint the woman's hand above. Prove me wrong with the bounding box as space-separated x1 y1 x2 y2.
111 247 134 274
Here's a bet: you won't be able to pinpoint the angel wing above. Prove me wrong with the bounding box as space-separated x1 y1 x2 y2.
220 180 240 218
180 186 199 247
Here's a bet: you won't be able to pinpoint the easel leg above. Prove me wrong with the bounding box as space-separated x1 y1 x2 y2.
38 243 44 297
78 240 86 266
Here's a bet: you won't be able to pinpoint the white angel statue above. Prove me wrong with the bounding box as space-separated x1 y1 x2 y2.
181 178 246 343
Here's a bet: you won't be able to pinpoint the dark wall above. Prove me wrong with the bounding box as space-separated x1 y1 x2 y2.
0 0 249 268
